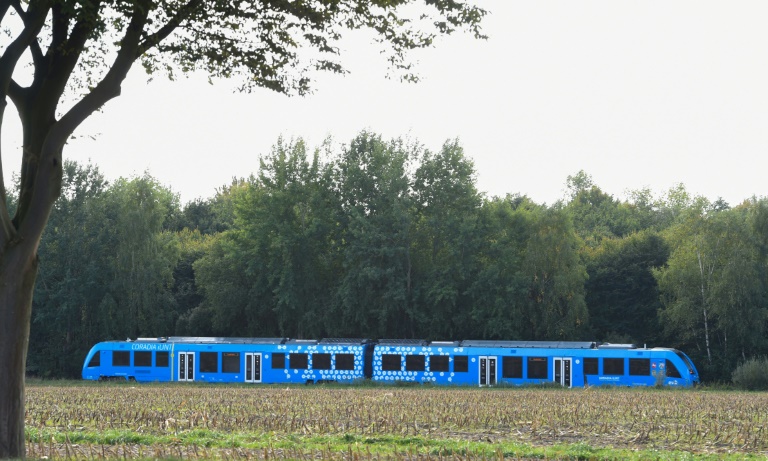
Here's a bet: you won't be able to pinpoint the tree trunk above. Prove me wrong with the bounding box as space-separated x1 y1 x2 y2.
696 250 712 365
0 244 38 459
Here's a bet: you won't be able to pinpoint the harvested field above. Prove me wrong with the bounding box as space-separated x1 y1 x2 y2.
24 383 768 459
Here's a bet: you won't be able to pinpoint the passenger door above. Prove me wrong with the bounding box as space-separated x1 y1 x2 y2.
479 356 497 386
245 353 262 383
178 352 195 382
553 357 572 388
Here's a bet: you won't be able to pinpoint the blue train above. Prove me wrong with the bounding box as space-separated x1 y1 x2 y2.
82 337 700 387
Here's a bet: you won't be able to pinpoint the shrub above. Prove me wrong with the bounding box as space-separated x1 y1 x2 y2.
732 357 768 391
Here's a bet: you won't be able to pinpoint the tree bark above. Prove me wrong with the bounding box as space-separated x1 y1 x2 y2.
0 244 38 459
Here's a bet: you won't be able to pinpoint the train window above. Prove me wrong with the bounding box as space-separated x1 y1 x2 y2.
156 351 169 367
381 354 402 371
87 353 101 368
200 352 218 372
222 352 240 373
527 357 548 379
603 358 624 375
629 358 650 376
583 358 598 375
134 351 152 367
405 355 425 372
430 355 449 372
272 353 286 369
454 355 468 373
290 353 308 369
335 354 355 370
502 356 523 378
112 351 130 367
313 353 332 370
675 351 696 374
666 359 682 378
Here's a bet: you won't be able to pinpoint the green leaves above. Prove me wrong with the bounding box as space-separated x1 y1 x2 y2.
31 165 183 376
654 200 768 378
24 156 768 385
585 231 669 344
131 0 486 94
191 134 593 343
521 208 588 340
336 133 414 337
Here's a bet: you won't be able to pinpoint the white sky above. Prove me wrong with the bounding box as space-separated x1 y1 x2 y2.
3 0 768 206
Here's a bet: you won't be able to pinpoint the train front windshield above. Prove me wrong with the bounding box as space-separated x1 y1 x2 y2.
674 350 700 382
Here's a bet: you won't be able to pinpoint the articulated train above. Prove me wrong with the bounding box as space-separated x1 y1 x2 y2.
82 337 699 387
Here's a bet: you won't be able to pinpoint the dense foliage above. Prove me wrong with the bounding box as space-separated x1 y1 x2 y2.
732 357 768 391
29 134 768 382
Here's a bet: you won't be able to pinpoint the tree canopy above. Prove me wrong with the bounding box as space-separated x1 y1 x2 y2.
16 146 768 391
1 0 486 249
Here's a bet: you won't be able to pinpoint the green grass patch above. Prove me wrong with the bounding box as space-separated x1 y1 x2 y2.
25 427 764 461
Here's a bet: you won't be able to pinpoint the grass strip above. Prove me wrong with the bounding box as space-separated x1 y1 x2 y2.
25 427 764 461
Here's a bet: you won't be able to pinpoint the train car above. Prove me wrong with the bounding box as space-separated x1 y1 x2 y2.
371 340 700 387
83 337 699 387
82 337 372 383
371 339 463 384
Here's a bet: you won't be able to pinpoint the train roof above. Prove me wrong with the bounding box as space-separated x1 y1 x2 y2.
459 340 599 349
373 340 606 349
112 337 647 350
115 337 373 346
378 339 429 346
596 343 638 349
428 340 462 347
167 336 286 344
114 337 287 345
319 338 373 345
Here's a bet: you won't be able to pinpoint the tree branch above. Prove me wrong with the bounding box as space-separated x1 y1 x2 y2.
0 1 51 249
7 0 45 68
47 2 70 64
55 5 148 142
6 79 23 108
137 0 204 56
18 4 150 247
1 0 27 24
28 35 44 67
13 1 103 231
0 100 15 249
0 1 11 24
33 0 103 107
0 2 49 88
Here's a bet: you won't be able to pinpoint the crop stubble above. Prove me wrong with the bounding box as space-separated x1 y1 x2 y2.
24 384 768 459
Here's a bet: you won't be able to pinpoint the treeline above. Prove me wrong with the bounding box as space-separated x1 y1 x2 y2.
25 132 768 382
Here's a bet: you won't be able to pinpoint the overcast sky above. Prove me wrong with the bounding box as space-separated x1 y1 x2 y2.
3 0 768 206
